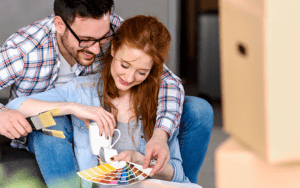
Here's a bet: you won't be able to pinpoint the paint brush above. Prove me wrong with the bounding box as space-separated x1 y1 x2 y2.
25 109 65 139
26 111 56 130
41 129 65 139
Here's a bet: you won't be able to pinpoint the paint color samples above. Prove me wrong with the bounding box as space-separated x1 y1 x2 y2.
78 161 152 186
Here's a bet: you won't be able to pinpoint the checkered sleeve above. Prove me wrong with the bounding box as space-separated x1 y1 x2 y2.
0 36 27 148
155 65 185 141
0 37 25 111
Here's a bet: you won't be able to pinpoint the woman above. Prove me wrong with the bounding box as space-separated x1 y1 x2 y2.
6 15 189 185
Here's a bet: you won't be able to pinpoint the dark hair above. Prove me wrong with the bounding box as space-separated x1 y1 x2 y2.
99 15 171 141
54 0 114 24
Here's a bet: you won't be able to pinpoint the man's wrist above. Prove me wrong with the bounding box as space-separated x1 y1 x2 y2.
152 128 169 142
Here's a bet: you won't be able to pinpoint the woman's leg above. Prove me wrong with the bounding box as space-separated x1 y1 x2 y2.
28 116 81 188
178 96 214 183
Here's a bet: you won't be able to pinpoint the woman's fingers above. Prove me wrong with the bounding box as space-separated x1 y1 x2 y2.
75 105 116 138
95 118 104 136
110 153 126 162
103 110 116 136
99 112 115 137
104 110 116 127
111 151 134 162
93 108 116 138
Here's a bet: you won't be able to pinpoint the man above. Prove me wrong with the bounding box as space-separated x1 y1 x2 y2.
0 0 213 187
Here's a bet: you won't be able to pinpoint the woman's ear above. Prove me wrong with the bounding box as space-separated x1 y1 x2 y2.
54 16 66 35
111 43 114 57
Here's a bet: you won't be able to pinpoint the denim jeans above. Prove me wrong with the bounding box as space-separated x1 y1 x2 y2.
178 96 214 183
28 116 81 188
27 96 213 186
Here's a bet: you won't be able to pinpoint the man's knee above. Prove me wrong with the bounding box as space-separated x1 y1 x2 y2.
182 96 214 132
28 115 73 152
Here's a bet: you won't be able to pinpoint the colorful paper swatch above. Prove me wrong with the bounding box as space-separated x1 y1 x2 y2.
77 161 152 186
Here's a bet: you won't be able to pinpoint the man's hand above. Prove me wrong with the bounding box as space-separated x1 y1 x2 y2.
0 109 32 139
143 129 170 177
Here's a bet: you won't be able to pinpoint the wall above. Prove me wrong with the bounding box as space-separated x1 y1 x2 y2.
114 0 180 75
0 0 53 98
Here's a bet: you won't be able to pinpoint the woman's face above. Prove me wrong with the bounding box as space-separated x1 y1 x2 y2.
110 44 153 93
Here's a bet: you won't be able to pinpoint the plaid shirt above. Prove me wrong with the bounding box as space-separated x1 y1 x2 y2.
0 14 184 149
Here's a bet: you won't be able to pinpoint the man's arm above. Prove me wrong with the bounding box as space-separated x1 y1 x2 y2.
155 65 185 139
143 64 185 175
0 34 28 139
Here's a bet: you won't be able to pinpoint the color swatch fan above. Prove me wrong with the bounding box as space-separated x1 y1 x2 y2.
77 161 152 186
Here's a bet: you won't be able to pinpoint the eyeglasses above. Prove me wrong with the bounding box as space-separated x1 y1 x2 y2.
62 19 115 48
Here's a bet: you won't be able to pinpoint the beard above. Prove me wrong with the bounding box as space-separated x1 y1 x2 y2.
60 32 96 66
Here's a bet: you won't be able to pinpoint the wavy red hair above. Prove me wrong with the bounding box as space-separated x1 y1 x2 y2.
98 15 171 141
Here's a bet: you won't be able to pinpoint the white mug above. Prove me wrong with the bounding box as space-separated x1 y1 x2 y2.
89 122 121 155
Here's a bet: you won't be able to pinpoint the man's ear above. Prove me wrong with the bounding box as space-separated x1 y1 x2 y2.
54 16 66 35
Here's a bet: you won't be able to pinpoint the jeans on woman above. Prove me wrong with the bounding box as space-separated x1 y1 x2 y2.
27 96 213 186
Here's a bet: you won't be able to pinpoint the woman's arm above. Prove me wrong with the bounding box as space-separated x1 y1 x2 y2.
18 99 115 137
6 77 116 137
18 99 73 117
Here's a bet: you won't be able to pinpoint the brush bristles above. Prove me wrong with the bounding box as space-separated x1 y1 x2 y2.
38 112 56 128
49 108 60 116
42 129 65 139
51 130 66 139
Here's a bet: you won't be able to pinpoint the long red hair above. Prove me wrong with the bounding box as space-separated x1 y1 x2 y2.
98 15 171 141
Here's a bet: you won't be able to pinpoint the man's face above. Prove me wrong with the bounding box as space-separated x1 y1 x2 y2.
60 14 111 66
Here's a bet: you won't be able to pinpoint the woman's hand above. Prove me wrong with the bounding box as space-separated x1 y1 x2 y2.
70 103 116 138
110 150 144 165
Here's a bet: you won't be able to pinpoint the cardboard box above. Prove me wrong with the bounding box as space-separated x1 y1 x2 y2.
220 0 300 164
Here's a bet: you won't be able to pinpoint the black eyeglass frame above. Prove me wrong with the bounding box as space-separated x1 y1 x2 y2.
62 19 115 48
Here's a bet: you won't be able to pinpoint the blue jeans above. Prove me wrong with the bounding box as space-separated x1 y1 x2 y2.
178 96 214 183
28 96 213 186
28 116 81 188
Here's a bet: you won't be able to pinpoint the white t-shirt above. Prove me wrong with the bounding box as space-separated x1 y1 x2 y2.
54 51 77 88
